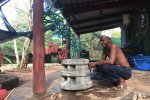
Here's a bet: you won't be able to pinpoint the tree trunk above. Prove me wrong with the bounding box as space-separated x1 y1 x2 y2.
13 38 20 65
19 0 33 70
19 38 32 69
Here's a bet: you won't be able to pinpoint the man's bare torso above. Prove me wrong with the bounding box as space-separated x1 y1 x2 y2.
105 44 130 67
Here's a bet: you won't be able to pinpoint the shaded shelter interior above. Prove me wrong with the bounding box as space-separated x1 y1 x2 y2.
50 0 150 56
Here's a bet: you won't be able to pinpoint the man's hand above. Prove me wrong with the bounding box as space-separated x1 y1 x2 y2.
88 62 96 69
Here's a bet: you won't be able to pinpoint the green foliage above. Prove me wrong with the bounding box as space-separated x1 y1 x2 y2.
44 9 64 48
52 37 62 47
44 9 73 39
16 37 27 53
3 56 13 64
112 28 121 38
0 41 15 55
44 8 81 59
45 30 52 47
80 29 121 59
70 35 80 58
80 32 100 51
11 0 31 31
0 0 32 64
0 37 27 64
112 38 121 47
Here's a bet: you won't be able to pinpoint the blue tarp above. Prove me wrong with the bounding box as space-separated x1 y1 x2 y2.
131 55 150 71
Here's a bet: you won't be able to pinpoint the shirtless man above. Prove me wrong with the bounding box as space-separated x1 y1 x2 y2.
89 33 132 89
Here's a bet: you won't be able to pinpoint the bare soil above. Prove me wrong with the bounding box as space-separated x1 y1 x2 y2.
4 65 63 86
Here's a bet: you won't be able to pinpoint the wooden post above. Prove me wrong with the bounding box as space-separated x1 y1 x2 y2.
33 0 45 94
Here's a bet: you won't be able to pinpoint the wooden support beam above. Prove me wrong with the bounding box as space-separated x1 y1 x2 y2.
63 0 150 16
78 23 121 34
69 8 136 25
55 0 112 8
71 14 122 25
75 18 122 31
33 0 45 94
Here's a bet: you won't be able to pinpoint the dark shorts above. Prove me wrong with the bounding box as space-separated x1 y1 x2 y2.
95 64 132 82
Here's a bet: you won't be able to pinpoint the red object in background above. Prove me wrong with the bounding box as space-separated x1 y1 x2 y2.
55 44 59 48
46 43 60 54
57 55 63 60
58 51 61 55
63 54 68 59
45 48 51 54
61 48 68 53
62 55 65 60
48 48 51 54
51 47 55 53
57 54 68 61
45 48 49 54
0 51 4 57
0 84 8 100
45 48 48 54
0 89 8 100
53 47 57 53
53 44 58 53
48 41 53 47
57 47 68 61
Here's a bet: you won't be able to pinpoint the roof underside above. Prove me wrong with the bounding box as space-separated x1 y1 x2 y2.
53 0 150 35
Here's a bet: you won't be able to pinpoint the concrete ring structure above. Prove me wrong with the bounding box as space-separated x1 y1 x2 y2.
60 59 93 90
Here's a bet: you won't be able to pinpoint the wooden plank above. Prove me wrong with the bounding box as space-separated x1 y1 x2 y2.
74 18 122 31
70 11 130 25
78 23 121 34
63 0 150 16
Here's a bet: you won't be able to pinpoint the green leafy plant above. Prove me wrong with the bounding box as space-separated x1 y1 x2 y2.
3 56 13 64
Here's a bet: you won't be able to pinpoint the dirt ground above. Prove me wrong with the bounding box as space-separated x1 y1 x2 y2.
4 65 63 85
2 65 150 100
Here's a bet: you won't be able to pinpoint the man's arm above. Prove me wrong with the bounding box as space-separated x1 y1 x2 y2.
88 49 106 68
88 44 118 69
94 50 107 65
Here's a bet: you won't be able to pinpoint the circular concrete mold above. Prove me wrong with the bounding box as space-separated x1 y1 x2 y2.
0 74 19 90
60 59 93 90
